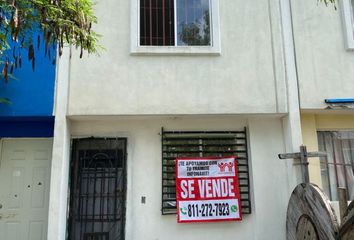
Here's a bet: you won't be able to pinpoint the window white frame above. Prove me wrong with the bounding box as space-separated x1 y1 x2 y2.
130 0 221 55
340 0 354 49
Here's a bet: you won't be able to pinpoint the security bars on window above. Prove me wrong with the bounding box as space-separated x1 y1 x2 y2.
140 0 211 46
161 128 251 215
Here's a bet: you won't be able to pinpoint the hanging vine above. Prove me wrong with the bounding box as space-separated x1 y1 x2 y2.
0 0 100 82
318 0 337 9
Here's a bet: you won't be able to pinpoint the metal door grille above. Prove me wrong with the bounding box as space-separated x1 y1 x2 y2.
84 232 109 240
68 138 127 240
161 128 251 215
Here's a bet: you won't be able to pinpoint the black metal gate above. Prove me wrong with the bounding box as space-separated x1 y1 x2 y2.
68 138 127 240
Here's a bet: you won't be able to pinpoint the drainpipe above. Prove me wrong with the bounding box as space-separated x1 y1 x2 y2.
279 0 303 192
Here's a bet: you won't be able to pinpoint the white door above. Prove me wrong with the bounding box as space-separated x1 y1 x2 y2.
0 139 52 240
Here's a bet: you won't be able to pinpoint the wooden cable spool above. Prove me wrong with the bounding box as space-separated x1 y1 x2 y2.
286 183 339 240
339 200 354 240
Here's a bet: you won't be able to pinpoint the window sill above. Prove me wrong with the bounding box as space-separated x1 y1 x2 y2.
130 46 221 56
345 40 354 50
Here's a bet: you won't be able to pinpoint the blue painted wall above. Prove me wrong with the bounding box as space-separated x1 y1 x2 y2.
0 32 56 137
0 116 55 137
0 35 56 117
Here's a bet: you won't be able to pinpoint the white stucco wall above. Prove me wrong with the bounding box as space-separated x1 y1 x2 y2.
291 0 354 109
66 115 291 240
48 47 72 240
67 0 288 115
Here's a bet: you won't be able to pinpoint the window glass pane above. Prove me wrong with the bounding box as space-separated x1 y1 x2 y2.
350 139 354 167
140 0 148 45
176 0 211 46
318 132 332 199
140 0 175 46
317 131 354 201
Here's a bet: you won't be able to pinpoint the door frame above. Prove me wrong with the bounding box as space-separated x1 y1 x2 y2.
66 137 128 240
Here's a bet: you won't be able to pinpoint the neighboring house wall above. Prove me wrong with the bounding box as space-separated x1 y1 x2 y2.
293 0 354 203
0 34 56 239
301 114 354 197
0 43 56 117
301 112 354 228
0 39 56 137
68 0 288 115
291 0 354 109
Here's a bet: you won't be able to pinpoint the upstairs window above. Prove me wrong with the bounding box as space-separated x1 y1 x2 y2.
341 0 354 49
140 0 211 46
132 0 220 54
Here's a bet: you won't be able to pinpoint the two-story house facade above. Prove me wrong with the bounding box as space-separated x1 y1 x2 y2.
7 0 354 239
46 0 306 239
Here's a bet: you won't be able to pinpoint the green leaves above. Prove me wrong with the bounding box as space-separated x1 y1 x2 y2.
0 0 100 80
0 0 100 105
0 97 11 104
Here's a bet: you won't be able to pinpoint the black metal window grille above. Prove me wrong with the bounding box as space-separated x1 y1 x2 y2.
161 128 251 215
140 0 175 46
68 138 127 240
